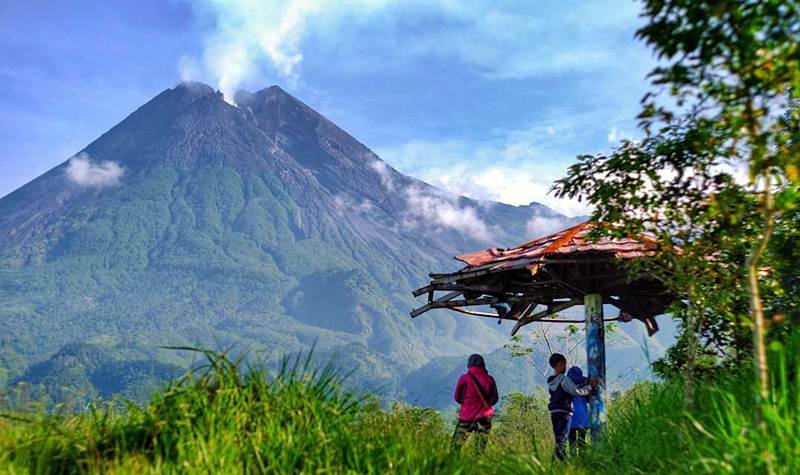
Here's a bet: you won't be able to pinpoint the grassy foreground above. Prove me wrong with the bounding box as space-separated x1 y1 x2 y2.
0 349 798 474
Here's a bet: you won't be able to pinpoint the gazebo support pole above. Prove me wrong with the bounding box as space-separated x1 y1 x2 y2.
584 293 606 441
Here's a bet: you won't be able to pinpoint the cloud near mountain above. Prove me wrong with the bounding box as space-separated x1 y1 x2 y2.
65 153 124 188
402 184 493 242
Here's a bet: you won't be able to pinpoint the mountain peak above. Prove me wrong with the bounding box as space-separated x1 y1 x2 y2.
172 81 217 100
163 82 317 121
233 85 313 115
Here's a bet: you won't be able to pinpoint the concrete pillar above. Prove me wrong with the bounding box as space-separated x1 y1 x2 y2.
584 293 606 440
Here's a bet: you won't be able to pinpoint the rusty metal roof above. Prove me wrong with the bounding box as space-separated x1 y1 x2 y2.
453 221 657 270
412 221 670 336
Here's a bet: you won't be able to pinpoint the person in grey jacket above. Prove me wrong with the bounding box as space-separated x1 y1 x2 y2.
546 353 596 459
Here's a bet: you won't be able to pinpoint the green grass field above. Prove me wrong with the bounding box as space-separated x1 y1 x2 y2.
1 346 797 474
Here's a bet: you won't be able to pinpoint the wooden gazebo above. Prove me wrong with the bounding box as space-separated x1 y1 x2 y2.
411 222 674 437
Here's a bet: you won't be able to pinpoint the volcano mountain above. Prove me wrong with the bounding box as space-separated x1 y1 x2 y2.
0 82 623 404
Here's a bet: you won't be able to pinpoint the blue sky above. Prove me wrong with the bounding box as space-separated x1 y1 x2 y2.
0 0 656 215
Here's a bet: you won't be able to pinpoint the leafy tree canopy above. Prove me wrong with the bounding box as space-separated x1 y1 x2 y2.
554 0 800 410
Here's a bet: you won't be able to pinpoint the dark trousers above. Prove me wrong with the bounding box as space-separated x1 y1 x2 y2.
569 427 588 450
550 412 571 460
452 417 492 453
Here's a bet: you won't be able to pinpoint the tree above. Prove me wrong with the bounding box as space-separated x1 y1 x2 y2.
554 123 756 408
555 0 800 423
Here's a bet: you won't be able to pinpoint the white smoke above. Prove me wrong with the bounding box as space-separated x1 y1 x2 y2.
65 153 124 188
186 0 391 98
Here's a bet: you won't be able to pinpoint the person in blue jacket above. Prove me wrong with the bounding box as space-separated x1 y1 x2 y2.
567 366 589 450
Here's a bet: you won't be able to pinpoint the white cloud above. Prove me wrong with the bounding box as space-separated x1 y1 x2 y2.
525 215 570 239
402 184 492 241
607 126 638 144
339 161 494 241
337 157 496 241
332 194 375 214
369 159 395 191
377 120 597 217
415 3 644 81
461 166 590 217
607 126 620 143
65 153 124 188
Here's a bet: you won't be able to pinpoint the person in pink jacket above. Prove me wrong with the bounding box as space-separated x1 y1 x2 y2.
451 354 499 452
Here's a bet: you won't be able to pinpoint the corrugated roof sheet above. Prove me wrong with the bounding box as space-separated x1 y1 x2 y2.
454 222 657 268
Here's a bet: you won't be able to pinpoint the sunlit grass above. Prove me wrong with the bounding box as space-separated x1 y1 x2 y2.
1 345 798 474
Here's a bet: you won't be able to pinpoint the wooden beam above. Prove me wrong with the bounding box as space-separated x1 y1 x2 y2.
410 296 503 318
641 316 659 336
449 307 513 320
510 298 581 336
429 266 503 284
411 284 434 297
412 283 504 298
508 302 534 320
410 291 464 317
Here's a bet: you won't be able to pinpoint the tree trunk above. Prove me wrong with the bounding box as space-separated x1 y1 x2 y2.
683 283 699 410
747 173 775 428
